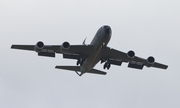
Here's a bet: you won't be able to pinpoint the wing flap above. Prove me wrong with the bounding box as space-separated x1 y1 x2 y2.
102 47 128 62
63 53 80 59
128 61 144 69
51 45 94 55
38 52 55 57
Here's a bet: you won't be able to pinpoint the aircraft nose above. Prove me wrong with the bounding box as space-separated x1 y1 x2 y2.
103 26 111 34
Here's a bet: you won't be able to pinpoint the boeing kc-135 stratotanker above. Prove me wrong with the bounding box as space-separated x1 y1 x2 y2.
11 25 168 76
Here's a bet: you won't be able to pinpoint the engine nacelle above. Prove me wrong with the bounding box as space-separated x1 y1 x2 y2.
35 41 44 52
147 56 155 66
60 41 70 52
127 50 135 59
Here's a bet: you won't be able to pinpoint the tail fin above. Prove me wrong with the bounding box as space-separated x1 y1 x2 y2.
55 66 107 75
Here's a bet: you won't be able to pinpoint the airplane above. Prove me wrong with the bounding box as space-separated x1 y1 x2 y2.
11 25 168 76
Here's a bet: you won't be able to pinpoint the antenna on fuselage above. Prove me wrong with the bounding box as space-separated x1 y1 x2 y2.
83 37 87 45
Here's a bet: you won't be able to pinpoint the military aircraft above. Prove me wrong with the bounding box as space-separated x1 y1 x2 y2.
11 25 168 76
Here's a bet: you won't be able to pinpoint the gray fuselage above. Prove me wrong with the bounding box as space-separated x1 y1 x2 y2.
80 25 112 73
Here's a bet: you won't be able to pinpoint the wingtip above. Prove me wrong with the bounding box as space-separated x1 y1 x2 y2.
11 45 14 49
165 65 168 69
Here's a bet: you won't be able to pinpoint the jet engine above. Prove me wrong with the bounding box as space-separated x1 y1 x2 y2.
127 50 135 59
35 41 44 52
60 41 70 52
147 56 155 66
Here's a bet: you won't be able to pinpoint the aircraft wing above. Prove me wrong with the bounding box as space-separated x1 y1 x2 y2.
11 44 94 58
101 47 168 70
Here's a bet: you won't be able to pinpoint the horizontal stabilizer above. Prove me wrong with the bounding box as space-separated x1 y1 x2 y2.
55 66 80 71
88 68 107 75
55 66 106 75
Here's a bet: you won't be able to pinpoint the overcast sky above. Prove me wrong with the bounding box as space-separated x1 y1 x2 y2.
0 0 180 108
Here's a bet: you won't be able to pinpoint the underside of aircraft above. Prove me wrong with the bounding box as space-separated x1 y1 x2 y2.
11 25 168 76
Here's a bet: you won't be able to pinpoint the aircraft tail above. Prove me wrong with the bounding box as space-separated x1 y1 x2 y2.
55 66 107 76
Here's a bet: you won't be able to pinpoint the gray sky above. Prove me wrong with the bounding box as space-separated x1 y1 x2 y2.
0 0 180 108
